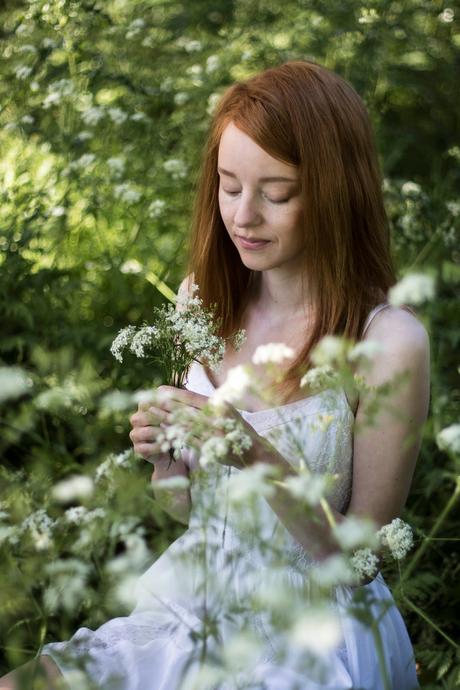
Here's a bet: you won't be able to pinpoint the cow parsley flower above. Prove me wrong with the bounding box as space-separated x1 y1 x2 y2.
0 366 31 402
252 343 294 365
300 365 337 391
110 284 245 388
290 608 342 654
388 273 435 307
52 475 94 504
378 518 413 559
311 336 349 367
210 364 251 408
436 423 460 454
226 463 277 504
351 547 379 579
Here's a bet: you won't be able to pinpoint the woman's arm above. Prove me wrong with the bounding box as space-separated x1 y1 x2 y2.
244 308 431 560
150 453 191 526
129 275 196 526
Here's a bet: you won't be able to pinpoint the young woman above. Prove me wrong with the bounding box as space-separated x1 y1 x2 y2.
1 60 430 690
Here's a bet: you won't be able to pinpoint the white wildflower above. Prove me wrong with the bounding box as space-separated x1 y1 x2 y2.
446 201 460 217
64 506 88 524
388 273 435 306
65 507 105 525
107 156 126 178
438 8 454 23
207 92 221 116
113 574 141 609
378 518 413 559
76 130 93 141
290 608 342 654
199 436 229 467
0 366 31 402
222 632 262 672
358 8 379 24
113 182 141 204
42 79 74 108
351 547 379 579
177 38 202 53
210 365 251 408
68 153 96 171
310 554 355 587
129 326 159 357
95 450 133 482
126 18 145 39
401 181 422 196
0 525 19 547
111 326 137 362
31 530 53 551
300 365 337 391
42 37 58 49
252 343 294 366
153 476 190 491
347 340 383 363
81 106 104 126
206 55 220 73
50 206 66 217
311 336 349 367
44 559 90 613
131 111 149 122
163 158 188 180
21 509 55 551
106 532 150 575
52 475 94 504
436 423 460 454
174 92 189 106
120 259 143 274
282 473 329 506
20 114 34 124
186 64 202 78
108 107 128 125
226 463 277 504
15 65 33 80
148 199 166 218
333 516 378 550
17 44 37 54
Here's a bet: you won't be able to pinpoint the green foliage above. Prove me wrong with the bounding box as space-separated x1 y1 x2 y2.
1 0 459 686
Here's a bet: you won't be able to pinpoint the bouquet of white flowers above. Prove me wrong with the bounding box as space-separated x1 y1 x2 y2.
110 283 245 388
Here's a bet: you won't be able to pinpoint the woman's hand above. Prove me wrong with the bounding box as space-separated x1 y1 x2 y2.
129 385 209 463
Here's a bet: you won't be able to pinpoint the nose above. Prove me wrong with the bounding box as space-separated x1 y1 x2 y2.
233 193 262 228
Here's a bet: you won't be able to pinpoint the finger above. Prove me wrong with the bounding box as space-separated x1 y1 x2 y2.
130 426 158 444
133 442 165 461
156 385 209 410
131 407 170 427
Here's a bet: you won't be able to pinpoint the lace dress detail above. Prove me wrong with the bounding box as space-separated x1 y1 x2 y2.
41 304 419 689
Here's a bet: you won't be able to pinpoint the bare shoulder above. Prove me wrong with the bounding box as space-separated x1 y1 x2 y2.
364 306 429 356
177 273 195 297
358 306 430 394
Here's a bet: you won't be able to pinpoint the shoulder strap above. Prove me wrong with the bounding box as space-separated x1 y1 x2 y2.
361 302 417 338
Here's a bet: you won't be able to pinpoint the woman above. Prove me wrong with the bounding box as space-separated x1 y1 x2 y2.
1 60 430 690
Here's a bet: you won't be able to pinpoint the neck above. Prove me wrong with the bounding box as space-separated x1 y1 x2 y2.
252 270 311 321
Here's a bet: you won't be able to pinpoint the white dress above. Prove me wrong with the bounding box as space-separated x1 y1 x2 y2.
42 303 419 690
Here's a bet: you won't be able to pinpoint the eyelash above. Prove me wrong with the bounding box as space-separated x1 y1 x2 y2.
223 190 290 205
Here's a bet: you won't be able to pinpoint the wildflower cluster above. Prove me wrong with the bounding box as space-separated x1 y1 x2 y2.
110 284 245 388
349 518 415 580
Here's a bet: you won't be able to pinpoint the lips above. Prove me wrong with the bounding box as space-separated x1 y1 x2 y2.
236 235 271 250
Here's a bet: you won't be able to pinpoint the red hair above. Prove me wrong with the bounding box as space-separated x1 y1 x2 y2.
186 60 396 402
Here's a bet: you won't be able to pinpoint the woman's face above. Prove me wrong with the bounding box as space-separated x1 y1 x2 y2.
217 121 305 273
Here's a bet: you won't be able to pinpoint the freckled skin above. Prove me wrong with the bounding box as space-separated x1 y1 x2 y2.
217 121 306 275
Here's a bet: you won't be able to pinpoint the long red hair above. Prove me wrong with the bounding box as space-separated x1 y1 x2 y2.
186 60 396 402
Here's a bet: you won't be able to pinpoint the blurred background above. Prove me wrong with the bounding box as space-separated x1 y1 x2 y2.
1 0 459 686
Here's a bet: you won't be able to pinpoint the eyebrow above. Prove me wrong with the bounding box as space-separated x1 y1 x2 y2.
217 167 297 183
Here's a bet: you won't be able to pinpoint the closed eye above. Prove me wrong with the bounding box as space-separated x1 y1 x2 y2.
223 189 290 204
